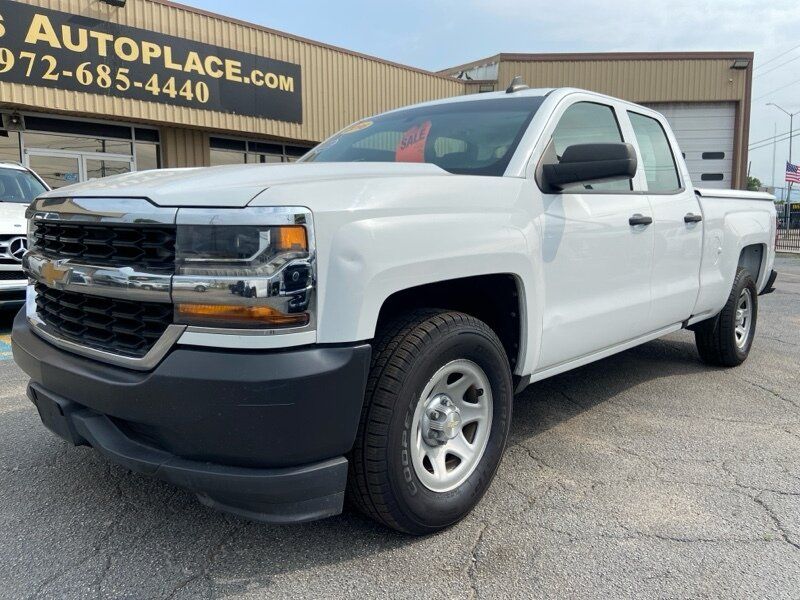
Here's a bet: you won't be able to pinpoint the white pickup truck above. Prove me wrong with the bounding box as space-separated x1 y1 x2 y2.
12 86 777 534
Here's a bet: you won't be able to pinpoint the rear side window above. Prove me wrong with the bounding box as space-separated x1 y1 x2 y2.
628 112 681 193
549 102 631 192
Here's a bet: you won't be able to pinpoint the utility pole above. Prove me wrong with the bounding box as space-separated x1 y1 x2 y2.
768 103 799 200
772 122 777 190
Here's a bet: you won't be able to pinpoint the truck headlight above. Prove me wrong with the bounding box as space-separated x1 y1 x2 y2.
172 207 315 330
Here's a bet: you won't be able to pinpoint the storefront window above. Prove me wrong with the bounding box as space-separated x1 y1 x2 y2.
24 132 132 155
135 142 160 171
85 158 132 180
0 130 21 163
5 115 161 186
210 149 246 165
210 137 312 166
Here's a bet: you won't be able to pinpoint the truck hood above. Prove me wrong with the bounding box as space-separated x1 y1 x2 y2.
0 202 28 234
36 162 450 208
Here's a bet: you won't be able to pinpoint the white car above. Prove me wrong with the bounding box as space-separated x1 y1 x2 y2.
0 162 48 309
12 86 777 534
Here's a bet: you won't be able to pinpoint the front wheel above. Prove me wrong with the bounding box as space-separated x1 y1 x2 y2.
694 267 758 367
348 310 513 534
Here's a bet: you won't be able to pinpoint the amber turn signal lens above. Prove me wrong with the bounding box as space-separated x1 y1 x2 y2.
176 303 309 327
275 226 308 252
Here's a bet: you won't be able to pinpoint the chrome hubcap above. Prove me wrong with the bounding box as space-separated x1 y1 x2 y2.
734 288 753 349
411 359 493 493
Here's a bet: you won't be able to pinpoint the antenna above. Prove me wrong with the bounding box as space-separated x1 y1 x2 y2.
506 76 529 94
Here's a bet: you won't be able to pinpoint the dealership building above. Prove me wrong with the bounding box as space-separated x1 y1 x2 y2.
0 0 753 190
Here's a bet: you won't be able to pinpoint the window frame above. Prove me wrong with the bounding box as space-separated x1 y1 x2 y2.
534 99 641 195
626 109 685 196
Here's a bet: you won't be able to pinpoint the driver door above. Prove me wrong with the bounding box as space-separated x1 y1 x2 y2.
536 99 654 370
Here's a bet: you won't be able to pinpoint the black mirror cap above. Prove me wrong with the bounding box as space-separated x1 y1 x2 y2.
542 143 638 191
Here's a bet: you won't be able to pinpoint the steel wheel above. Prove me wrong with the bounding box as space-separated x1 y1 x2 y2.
734 287 753 349
410 359 493 493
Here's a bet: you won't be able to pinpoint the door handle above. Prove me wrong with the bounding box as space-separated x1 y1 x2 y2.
684 213 703 223
629 214 653 226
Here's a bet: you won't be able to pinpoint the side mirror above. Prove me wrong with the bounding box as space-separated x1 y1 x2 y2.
542 143 637 191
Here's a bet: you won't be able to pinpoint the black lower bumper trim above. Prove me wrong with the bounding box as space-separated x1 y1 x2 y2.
13 308 372 524
29 383 348 523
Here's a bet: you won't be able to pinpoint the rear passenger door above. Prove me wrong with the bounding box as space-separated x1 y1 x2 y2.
536 99 654 370
626 110 703 328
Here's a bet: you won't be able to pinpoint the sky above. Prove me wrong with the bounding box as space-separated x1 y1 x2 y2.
179 0 800 189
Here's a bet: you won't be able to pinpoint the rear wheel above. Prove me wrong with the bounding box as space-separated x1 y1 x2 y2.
348 310 513 534
694 267 758 367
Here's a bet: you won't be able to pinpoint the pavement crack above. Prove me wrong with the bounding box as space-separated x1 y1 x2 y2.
751 495 800 552
741 378 800 413
161 521 244 600
466 522 488 600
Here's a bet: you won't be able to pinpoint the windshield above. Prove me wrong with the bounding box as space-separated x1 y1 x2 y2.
302 96 545 176
0 168 47 203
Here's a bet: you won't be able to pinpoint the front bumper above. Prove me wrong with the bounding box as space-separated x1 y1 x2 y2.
12 310 371 523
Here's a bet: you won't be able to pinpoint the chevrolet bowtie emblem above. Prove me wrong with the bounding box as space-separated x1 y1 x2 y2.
40 262 71 286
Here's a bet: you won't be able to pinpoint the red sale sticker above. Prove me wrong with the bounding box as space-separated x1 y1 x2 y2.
396 121 432 163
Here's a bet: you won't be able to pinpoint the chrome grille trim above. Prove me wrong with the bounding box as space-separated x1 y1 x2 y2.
25 286 186 371
23 252 172 303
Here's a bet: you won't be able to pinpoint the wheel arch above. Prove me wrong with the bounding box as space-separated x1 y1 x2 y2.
374 273 528 374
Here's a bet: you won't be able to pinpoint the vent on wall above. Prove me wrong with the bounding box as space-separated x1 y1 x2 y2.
701 173 724 181
702 152 726 160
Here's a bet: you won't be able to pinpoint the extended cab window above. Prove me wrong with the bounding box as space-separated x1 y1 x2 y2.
0 168 46 203
301 97 545 176
628 112 681 193
547 102 632 192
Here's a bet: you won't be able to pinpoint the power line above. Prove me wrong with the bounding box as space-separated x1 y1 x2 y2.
749 130 800 153
750 127 800 147
754 54 800 79
755 44 800 71
753 76 800 102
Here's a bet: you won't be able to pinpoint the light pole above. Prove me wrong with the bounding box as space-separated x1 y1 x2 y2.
768 102 800 200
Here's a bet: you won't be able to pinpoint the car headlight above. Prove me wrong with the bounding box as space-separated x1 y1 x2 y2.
172 207 315 330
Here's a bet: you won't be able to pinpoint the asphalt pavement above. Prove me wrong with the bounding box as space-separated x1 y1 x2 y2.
1 256 799 599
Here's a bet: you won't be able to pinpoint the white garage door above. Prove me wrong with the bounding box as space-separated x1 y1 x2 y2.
644 102 736 189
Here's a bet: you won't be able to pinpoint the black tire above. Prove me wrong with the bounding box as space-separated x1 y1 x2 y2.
347 310 513 535
694 267 758 367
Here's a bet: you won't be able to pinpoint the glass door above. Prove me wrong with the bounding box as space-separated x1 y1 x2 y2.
84 157 134 180
25 151 82 190
25 150 134 189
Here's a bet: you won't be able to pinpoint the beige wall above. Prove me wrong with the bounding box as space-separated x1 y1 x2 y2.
495 55 749 103
160 127 209 168
4 0 463 144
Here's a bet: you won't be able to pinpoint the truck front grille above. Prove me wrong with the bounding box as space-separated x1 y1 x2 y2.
34 283 172 358
32 222 176 271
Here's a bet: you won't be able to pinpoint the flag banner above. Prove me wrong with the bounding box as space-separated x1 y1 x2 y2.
786 162 800 184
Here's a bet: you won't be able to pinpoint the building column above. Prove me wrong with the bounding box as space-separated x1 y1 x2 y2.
160 127 210 168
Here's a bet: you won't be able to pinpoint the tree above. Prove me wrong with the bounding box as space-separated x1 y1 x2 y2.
747 176 762 191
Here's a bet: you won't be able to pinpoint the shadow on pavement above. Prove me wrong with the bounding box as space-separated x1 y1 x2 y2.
511 336 709 442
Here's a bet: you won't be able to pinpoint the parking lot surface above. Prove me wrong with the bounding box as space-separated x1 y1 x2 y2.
1 256 799 599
